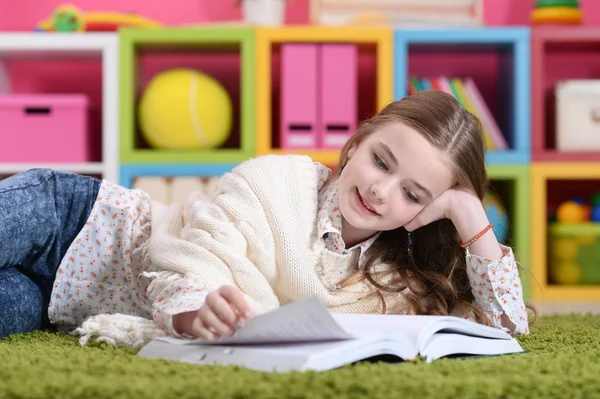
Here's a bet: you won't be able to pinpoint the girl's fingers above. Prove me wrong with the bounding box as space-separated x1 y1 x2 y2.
198 305 234 337
218 285 252 321
207 291 240 331
404 191 451 232
191 314 220 341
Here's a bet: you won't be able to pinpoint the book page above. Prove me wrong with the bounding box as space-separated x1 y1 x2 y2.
333 313 441 346
156 297 354 346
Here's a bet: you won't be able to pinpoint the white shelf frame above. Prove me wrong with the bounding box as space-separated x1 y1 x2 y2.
0 33 119 182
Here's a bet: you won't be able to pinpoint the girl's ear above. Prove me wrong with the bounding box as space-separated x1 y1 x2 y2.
348 146 356 159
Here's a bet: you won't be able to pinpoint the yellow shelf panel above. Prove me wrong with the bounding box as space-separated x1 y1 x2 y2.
264 149 341 166
532 162 600 178
535 285 600 301
256 26 392 43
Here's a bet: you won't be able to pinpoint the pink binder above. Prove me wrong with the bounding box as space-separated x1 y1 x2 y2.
319 44 357 149
280 43 319 149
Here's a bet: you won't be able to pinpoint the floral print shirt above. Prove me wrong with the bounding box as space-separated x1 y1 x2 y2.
48 163 528 337
314 163 529 334
47 180 207 337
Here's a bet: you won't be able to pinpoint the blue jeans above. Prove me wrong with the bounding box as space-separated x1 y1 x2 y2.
0 169 100 339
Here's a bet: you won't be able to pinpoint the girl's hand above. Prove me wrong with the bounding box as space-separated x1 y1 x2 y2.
403 189 469 232
404 188 503 260
173 285 252 341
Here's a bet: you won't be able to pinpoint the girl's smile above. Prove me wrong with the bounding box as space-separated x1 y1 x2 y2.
355 188 380 216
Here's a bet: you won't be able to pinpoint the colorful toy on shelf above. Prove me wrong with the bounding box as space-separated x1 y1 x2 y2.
554 194 600 224
549 223 600 285
36 4 162 32
138 68 233 150
577 243 600 284
592 192 600 207
550 195 600 285
551 260 581 284
531 0 583 25
483 191 508 244
556 200 587 223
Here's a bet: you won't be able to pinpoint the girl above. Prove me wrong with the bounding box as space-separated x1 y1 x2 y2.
0 90 529 346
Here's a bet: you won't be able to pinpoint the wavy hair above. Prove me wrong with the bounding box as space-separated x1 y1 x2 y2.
338 90 534 328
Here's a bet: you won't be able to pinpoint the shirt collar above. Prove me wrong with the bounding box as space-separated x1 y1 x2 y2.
317 179 380 257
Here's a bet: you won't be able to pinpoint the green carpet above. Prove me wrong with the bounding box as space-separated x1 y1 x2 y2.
1 314 599 399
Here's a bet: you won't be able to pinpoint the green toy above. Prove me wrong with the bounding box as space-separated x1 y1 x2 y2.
52 6 85 32
535 0 579 7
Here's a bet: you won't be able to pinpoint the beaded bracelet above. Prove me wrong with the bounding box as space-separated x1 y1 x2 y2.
459 222 494 249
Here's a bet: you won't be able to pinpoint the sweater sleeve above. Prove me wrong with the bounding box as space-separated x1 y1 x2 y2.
144 162 287 321
465 244 530 334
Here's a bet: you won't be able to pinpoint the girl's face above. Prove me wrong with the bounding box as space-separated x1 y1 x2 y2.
338 123 454 238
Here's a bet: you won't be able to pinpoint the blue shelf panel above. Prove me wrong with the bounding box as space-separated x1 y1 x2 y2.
486 150 529 165
119 163 237 188
393 27 531 165
394 27 530 44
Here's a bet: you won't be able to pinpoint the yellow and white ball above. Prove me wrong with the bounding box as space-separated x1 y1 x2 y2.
138 68 233 150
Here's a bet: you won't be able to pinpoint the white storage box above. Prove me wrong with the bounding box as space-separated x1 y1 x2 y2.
556 80 600 152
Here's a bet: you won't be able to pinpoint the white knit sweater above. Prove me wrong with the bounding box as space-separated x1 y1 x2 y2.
74 155 402 347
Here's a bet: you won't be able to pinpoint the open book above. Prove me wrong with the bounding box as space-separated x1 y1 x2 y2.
137 297 524 372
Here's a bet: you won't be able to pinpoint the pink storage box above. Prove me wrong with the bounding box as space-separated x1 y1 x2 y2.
0 94 89 163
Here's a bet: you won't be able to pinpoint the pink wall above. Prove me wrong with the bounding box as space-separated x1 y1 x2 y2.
0 0 599 30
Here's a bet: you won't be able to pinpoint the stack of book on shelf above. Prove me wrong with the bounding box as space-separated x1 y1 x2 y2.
409 76 508 151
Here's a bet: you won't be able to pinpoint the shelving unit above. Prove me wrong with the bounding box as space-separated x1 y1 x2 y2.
0 33 119 182
393 28 531 165
531 163 600 301
15 25 600 304
528 26 600 301
255 26 393 165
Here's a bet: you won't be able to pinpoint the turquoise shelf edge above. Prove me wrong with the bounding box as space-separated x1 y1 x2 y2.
119 164 238 188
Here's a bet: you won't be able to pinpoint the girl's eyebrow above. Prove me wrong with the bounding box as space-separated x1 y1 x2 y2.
377 142 397 166
410 180 433 200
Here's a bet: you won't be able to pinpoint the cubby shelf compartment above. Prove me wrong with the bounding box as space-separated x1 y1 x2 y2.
531 162 600 301
0 32 118 182
119 27 256 164
532 26 600 162
255 26 393 165
394 28 531 165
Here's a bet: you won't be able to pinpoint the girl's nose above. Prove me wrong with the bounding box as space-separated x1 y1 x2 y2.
370 183 389 204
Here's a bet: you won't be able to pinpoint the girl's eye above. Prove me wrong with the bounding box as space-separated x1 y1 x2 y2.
404 189 419 203
373 153 388 171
